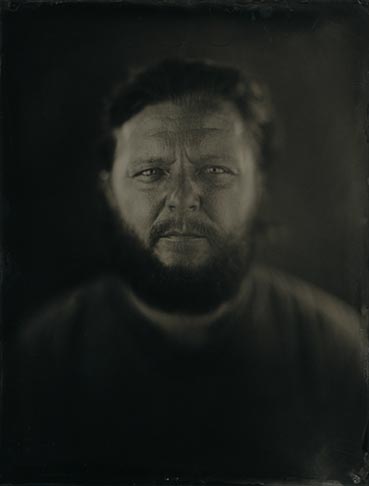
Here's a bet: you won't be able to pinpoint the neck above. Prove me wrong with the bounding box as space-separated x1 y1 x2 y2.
126 275 252 348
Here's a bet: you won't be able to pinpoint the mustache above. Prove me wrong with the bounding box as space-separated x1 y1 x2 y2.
149 219 220 247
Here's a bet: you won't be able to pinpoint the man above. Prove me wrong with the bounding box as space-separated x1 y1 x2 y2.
3 59 368 482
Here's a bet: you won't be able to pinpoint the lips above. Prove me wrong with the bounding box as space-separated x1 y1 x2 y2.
149 221 217 249
160 231 205 239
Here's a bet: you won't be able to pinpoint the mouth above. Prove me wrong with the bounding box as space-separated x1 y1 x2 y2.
154 231 211 267
160 232 206 241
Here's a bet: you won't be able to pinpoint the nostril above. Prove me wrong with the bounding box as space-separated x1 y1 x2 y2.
166 185 200 212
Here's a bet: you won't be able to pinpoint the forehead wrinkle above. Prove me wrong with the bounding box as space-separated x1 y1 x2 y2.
146 127 227 138
120 100 247 137
132 126 244 161
117 102 250 159
132 112 239 133
145 127 230 151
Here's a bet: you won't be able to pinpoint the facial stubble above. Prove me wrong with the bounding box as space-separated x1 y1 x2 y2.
100 193 256 314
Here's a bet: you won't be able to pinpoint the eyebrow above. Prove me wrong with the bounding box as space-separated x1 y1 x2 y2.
195 154 238 165
129 157 176 167
128 155 238 169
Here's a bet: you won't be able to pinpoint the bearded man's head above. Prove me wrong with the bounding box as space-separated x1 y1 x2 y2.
97 58 275 314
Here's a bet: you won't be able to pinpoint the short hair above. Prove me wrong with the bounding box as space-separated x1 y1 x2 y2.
98 58 276 171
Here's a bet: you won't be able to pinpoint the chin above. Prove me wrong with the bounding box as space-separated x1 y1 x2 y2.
156 254 211 271
153 238 212 269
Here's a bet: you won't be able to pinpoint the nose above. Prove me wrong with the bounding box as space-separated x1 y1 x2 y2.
166 172 201 213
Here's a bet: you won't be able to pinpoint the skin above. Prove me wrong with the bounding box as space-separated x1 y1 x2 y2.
104 99 262 270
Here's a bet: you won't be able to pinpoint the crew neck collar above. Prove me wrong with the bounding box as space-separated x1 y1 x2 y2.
123 270 255 351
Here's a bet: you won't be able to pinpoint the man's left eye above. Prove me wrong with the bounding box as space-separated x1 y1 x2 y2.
203 166 231 175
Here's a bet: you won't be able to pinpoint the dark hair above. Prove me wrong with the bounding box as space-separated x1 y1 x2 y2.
98 58 276 171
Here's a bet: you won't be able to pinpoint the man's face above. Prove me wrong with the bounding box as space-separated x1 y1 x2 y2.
107 99 262 273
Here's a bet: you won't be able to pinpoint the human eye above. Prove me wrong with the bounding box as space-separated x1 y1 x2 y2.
203 166 230 175
199 165 236 187
134 167 166 182
202 165 235 177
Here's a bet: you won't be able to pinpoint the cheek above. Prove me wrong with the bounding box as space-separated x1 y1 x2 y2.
205 180 258 233
112 178 160 243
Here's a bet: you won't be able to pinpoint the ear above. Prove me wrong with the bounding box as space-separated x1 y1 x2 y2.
99 170 117 209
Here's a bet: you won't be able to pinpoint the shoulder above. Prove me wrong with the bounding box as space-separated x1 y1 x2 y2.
252 265 365 336
9 275 126 358
250 265 369 430
249 265 368 377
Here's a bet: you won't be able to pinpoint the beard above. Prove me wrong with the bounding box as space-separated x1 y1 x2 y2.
99 196 257 315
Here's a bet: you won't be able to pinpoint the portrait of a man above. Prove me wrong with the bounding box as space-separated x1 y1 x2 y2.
1 3 368 485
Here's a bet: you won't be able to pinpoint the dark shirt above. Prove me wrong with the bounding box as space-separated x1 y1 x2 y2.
2 266 369 482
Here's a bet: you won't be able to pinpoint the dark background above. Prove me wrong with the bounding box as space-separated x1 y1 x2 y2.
2 2 369 329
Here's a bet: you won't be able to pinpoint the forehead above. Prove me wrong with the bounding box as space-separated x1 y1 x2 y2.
114 100 248 152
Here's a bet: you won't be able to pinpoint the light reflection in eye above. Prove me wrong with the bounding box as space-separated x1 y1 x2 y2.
203 166 233 175
133 167 169 180
205 167 225 174
137 168 161 177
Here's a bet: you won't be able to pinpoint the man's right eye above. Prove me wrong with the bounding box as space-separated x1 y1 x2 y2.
134 168 165 181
